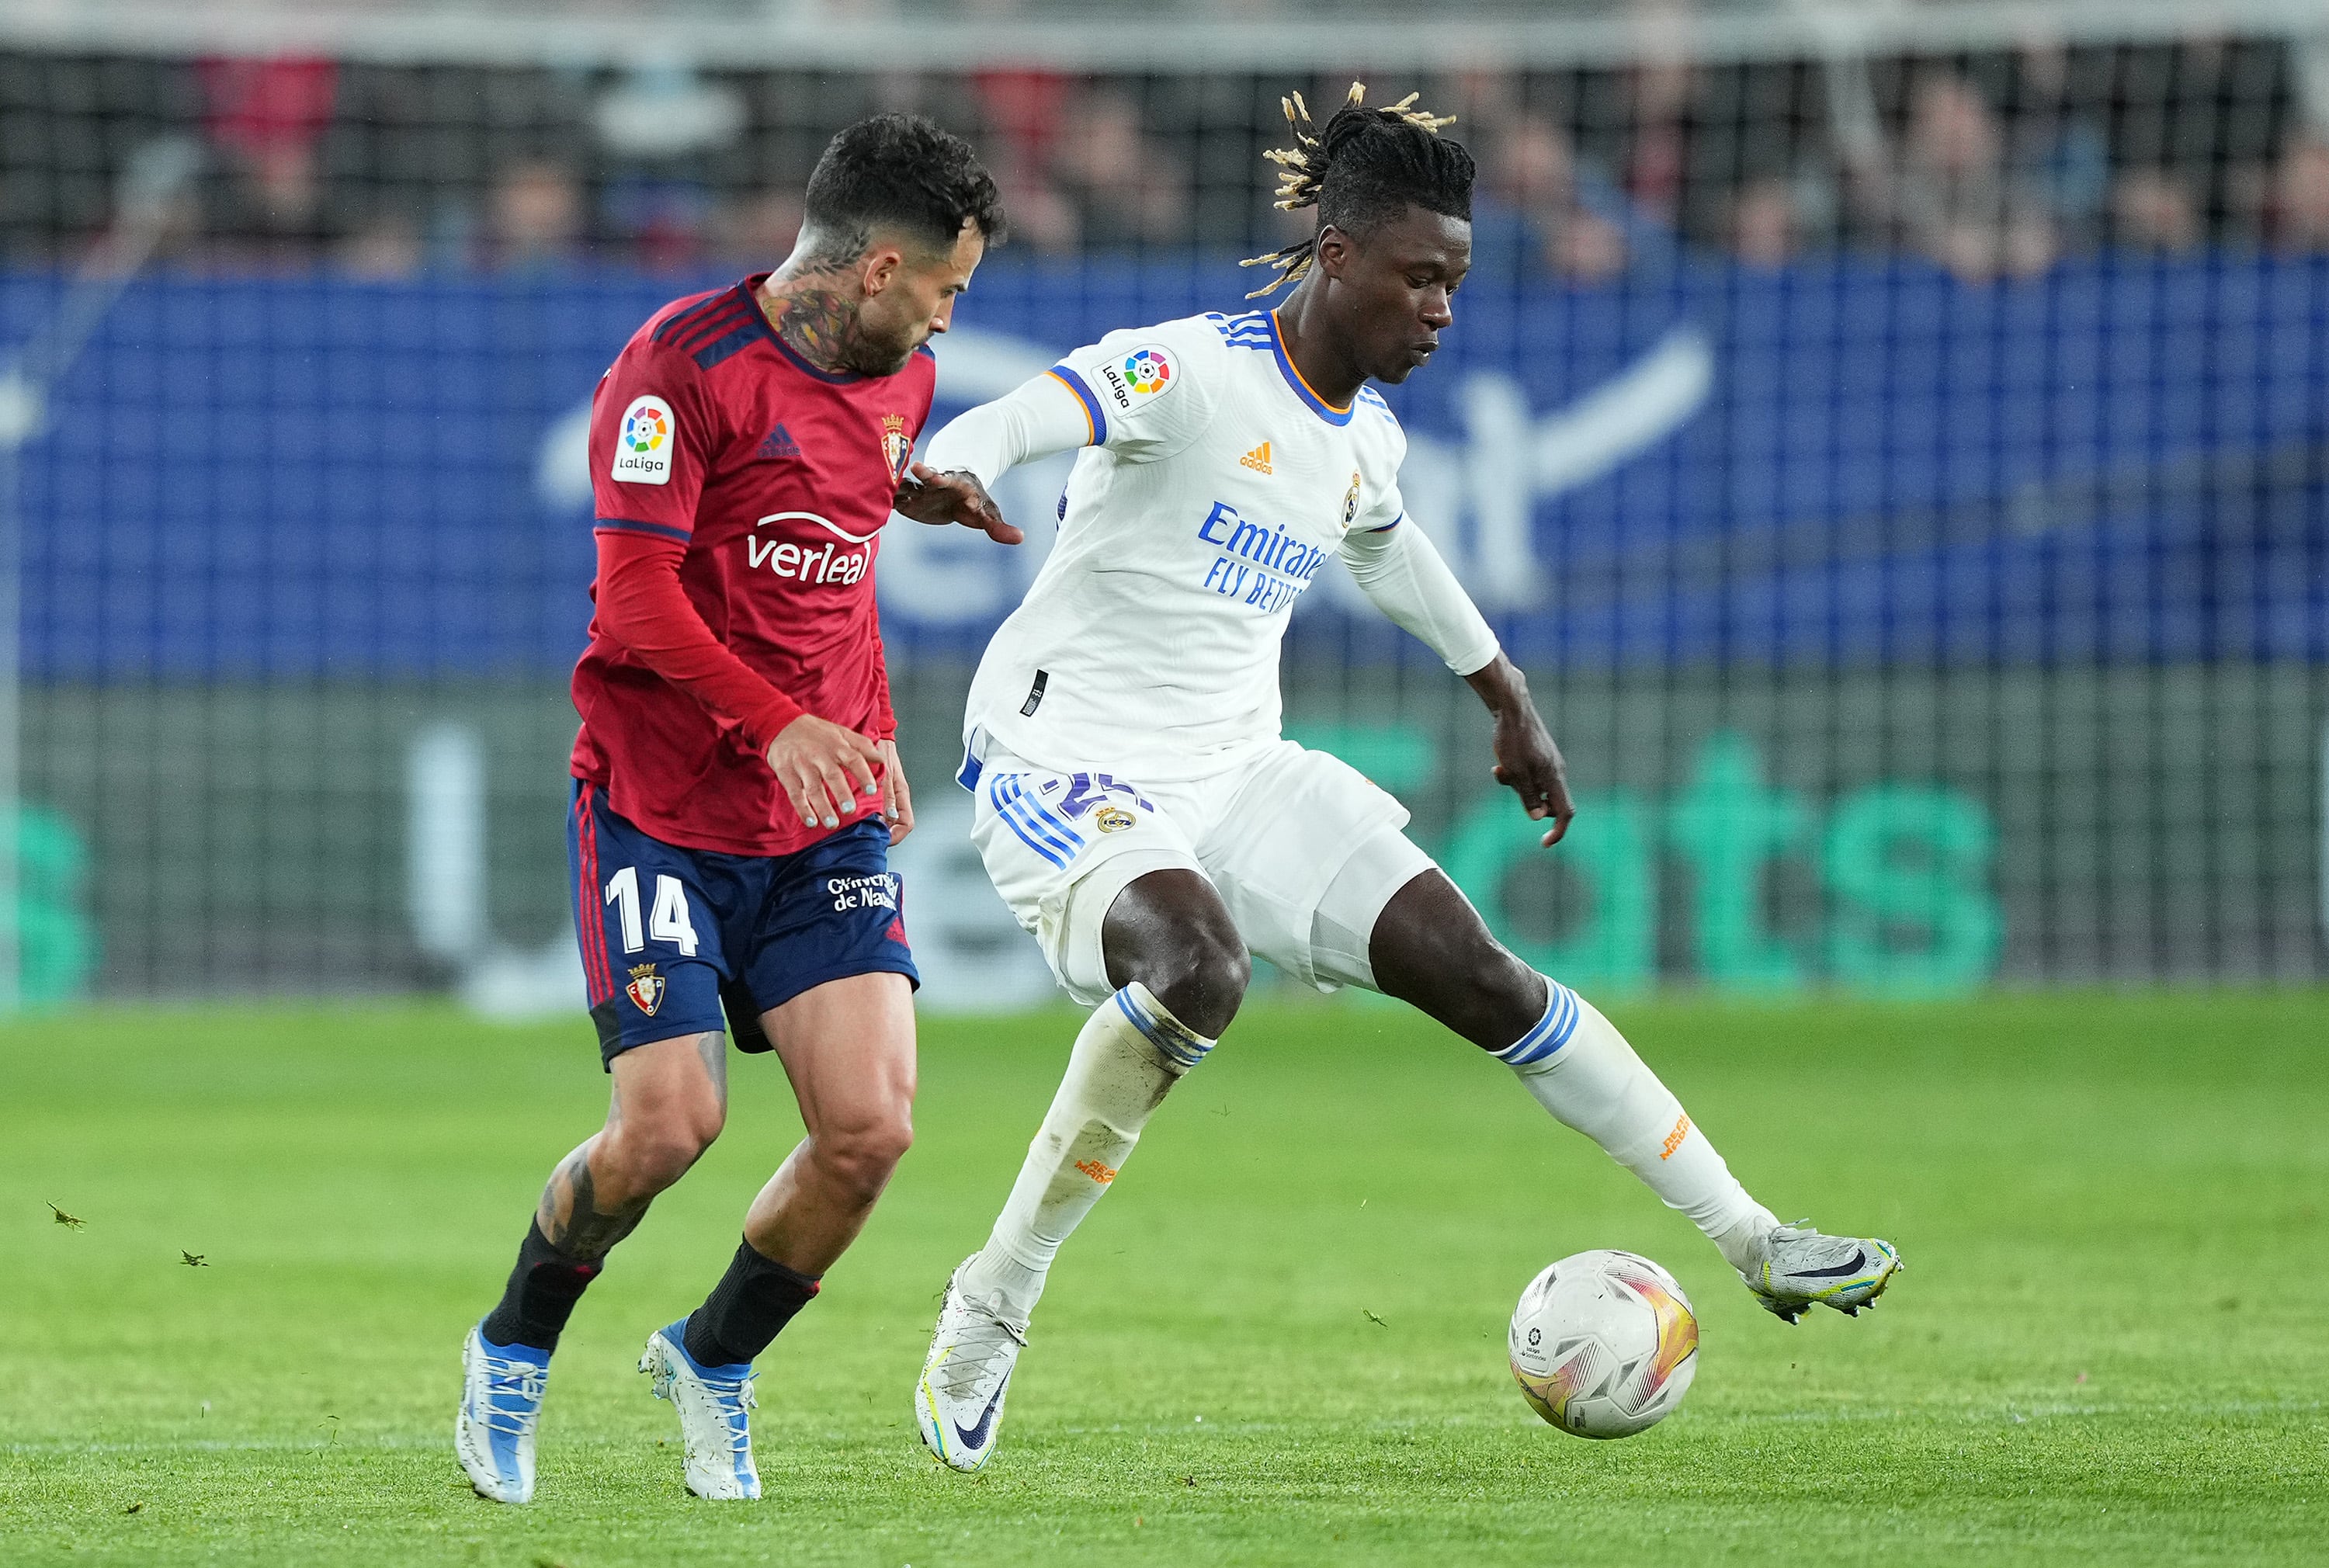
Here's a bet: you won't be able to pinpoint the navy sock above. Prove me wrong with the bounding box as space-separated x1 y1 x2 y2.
481 1220 601 1354
682 1237 820 1368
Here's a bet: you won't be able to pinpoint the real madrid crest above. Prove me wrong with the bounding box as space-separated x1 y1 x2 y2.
880 415 911 484
625 962 665 1016
1094 805 1137 834
1341 470 1362 529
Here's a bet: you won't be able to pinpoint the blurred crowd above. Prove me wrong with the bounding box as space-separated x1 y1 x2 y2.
3 31 2327 283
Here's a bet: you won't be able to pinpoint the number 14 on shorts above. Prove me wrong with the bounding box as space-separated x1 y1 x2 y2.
604 866 701 956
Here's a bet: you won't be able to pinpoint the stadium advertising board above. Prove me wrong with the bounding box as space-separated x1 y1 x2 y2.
6 255 2322 997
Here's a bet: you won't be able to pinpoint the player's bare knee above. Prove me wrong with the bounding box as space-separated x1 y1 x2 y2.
1103 869 1247 1037
1434 921 1532 1003
1375 885 1544 1047
606 1102 724 1193
815 1114 913 1202
1408 934 1537 1045
1148 924 1249 1038
616 1135 710 1195
1466 939 1548 1042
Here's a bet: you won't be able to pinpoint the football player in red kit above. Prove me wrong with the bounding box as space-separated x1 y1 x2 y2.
455 115 1017 1504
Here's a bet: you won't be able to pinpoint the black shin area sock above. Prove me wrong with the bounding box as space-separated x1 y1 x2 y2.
480 1220 602 1354
682 1238 821 1368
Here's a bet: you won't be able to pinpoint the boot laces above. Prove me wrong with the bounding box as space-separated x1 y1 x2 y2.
474 1354 547 1438
696 1371 758 1455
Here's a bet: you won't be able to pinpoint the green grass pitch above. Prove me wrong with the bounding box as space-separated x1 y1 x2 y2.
4 992 2324 1566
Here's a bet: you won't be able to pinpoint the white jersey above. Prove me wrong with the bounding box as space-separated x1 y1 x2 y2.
965 309 1408 783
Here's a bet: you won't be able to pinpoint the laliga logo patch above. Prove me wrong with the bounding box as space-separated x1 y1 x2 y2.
880 413 911 483
625 962 665 1016
1123 347 1174 395
1342 470 1362 529
611 394 675 485
1097 345 1179 411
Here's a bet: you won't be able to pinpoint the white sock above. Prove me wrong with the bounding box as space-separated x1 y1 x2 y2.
957 983 1214 1329
1498 980 1778 1273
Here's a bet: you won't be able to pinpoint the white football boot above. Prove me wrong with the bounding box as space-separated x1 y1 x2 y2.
1741 1223 1903 1323
456 1324 549 1504
915 1258 1026 1473
638 1320 761 1500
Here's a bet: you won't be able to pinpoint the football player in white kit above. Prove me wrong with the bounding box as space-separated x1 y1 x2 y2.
898 85 1900 1471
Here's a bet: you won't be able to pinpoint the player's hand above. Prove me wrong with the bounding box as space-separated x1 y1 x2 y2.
1466 654 1574 847
877 737 914 846
1491 709 1574 848
766 714 884 831
893 462 1024 545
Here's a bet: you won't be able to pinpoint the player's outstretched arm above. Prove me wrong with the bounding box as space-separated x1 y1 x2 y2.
904 369 1095 542
1341 519 1574 845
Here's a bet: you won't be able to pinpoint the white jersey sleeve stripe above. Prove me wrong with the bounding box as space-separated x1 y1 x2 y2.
1046 366 1107 446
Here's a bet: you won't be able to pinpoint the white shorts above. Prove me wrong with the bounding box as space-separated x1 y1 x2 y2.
961 737 1437 1006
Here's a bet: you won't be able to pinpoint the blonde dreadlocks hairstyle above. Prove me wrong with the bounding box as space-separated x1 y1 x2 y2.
1241 82 1473 298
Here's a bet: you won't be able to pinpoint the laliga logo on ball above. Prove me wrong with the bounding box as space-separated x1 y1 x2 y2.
1508 1249 1699 1439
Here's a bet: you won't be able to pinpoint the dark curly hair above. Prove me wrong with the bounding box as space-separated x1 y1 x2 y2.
1243 82 1474 297
800 113 1005 262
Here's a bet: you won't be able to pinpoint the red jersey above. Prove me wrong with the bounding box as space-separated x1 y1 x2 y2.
572 274 935 856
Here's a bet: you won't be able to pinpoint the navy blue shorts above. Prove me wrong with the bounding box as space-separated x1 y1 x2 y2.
568 781 918 1069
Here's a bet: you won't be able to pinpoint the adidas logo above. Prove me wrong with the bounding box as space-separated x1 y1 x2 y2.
1238 440 1272 474
755 423 802 460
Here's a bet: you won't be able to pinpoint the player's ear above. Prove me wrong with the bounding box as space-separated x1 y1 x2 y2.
859 243 906 299
1314 226 1354 283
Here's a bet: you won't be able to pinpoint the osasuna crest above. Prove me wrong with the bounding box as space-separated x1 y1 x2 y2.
880 414 911 484
1341 470 1362 529
625 962 665 1016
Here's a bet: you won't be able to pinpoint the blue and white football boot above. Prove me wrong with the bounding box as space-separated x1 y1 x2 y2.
456 1324 549 1504
1741 1223 1904 1323
915 1256 1026 1473
638 1320 761 1500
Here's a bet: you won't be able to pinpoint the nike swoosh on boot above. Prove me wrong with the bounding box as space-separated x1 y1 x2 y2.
953 1372 1010 1450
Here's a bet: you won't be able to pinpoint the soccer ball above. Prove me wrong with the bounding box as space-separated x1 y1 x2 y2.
1508 1250 1699 1439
